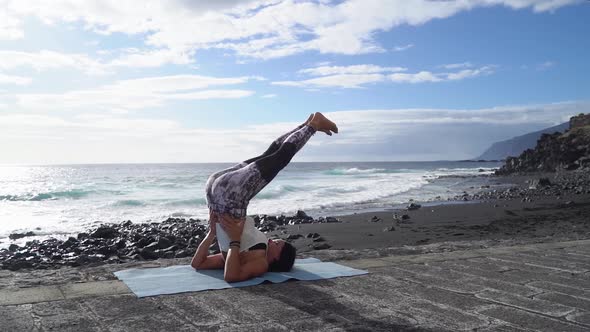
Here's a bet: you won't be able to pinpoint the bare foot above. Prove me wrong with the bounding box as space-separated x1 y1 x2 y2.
304 113 314 126
309 112 338 135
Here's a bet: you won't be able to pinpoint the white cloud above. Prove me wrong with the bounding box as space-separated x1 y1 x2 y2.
107 48 194 68
0 50 108 75
0 48 195 75
441 62 473 69
261 94 277 98
274 64 401 88
15 74 255 110
445 66 495 80
326 101 587 127
273 64 494 88
392 44 414 52
0 0 582 60
299 64 406 76
1 100 586 163
0 9 22 40
390 66 494 83
0 73 32 85
536 61 555 71
274 74 386 89
388 71 442 84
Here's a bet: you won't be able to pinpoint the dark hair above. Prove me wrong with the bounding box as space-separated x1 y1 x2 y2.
268 242 296 272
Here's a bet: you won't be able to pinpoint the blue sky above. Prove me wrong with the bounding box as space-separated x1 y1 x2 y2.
0 0 589 163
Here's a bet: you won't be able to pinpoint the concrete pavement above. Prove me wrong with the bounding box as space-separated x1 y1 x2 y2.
1 239 590 331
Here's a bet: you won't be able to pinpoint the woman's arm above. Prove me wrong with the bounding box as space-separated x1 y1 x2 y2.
191 213 224 270
190 233 225 270
224 254 267 282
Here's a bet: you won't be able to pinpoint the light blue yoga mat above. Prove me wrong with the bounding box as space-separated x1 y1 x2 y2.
114 258 368 298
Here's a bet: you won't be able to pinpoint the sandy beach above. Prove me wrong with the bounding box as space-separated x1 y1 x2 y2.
283 170 590 258
286 193 590 254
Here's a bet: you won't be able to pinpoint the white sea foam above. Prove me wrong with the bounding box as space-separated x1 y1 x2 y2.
0 162 501 241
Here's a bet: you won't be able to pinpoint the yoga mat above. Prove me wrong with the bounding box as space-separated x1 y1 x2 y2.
114 258 368 298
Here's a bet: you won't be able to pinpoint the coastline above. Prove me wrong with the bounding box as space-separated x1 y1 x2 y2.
1 169 589 271
286 169 590 256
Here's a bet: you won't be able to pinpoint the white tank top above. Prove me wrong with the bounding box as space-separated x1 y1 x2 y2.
215 216 268 253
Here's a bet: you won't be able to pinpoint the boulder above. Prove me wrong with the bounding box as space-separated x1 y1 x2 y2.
138 248 158 260
90 226 119 239
175 249 192 258
8 231 36 240
370 216 382 222
312 243 331 250
407 203 422 211
156 236 173 249
5 260 34 271
59 237 78 249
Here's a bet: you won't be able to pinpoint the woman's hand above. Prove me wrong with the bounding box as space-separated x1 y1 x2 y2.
219 214 245 242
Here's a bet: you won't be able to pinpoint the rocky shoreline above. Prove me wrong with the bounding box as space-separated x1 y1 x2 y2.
0 211 342 271
2 168 589 271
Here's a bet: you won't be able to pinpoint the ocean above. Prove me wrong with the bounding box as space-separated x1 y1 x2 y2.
0 161 502 244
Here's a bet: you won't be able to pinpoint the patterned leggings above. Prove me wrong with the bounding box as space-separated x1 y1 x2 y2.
205 124 316 218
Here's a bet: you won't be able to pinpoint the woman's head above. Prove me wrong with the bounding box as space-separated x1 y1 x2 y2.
267 239 296 272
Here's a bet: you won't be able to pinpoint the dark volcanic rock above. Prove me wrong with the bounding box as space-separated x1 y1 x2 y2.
295 210 311 220
407 203 422 211
158 236 173 248
8 231 36 240
0 217 209 270
497 113 590 174
91 226 119 239
538 177 552 187
370 216 382 222
312 243 331 250
59 237 79 249
138 247 158 260
4 260 34 271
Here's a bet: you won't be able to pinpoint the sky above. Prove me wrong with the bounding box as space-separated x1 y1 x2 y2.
0 0 589 164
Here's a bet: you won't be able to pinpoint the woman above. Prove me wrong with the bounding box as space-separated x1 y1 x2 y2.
191 112 338 282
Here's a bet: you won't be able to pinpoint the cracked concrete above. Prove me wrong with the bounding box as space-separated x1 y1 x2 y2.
1 239 590 331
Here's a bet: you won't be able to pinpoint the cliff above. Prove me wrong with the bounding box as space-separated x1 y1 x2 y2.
476 122 569 161
497 113 590 174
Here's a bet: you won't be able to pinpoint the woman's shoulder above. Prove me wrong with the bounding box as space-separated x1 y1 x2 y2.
240 248 266 262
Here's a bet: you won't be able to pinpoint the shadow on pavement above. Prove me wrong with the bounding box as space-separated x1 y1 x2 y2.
243 280 432 332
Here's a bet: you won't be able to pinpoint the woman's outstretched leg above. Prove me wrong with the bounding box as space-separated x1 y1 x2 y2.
243 114 313 164
205 114 312 204
253 112 338 185
206 112 338 218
